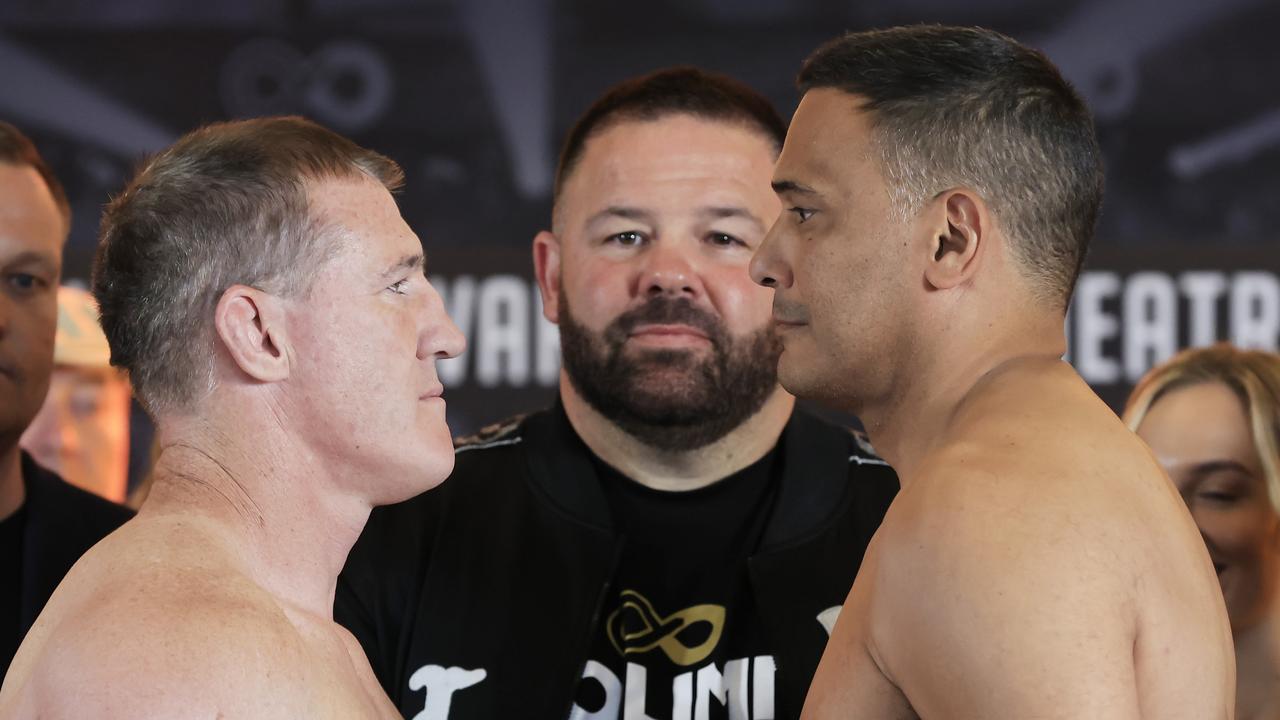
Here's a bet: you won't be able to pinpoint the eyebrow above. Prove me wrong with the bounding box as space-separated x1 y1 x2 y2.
381 252 426 279
2 250 59 274
699 206 765 232
1188 460 1255 478
771 180 820 197
585 205 764 231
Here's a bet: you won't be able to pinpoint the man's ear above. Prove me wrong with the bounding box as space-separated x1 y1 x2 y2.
922 188 989 292
532 230 562 324
213 285 290 383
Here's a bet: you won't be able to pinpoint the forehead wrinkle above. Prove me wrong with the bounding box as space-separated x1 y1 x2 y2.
584 206 657 230
558 125 778 243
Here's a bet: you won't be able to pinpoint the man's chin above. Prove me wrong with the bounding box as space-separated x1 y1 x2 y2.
776 354 827 403
618 397 710 423
623 371 714 402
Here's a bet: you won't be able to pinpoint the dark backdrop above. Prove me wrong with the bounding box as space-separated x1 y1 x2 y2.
3 0 1277 476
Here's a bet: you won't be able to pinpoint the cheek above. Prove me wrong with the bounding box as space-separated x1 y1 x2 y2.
16 311 57 371
299 311 403 411
705 265 774 332
1198 504 1278 561
565 260 632 327
797 249 858 332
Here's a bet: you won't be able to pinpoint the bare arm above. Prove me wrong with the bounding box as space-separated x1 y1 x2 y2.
873 470 1144 719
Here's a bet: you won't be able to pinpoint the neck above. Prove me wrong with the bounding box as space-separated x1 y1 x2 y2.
1235 611 1280 720
0 439 25 521
141 411 371 619
857 311 1066 484
560 374 794 491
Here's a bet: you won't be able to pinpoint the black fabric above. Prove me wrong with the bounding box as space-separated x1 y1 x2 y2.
336 405 898 720
575 450 778 718
2 453 133 677
0 502 26 677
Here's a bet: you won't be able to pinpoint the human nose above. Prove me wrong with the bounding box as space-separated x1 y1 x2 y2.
419 287 466 361
637 240 703 300
20 394 66 468
749 219 793 289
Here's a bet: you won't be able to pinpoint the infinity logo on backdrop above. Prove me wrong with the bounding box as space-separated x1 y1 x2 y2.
219 38 393 132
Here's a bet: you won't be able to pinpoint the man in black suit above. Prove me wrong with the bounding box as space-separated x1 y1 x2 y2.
0 120 132 677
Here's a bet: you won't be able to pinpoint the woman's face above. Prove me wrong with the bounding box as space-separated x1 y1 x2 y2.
1136 381 1280 633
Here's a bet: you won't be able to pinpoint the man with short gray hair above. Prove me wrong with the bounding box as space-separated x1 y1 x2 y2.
0 116 465 718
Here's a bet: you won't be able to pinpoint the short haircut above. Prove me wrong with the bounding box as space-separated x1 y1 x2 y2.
0 119 72 229
92 115 404 416
553 66 787 202
798 25 1104 308
1124 343 1280 515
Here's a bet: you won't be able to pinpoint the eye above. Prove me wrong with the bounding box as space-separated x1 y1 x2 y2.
6 273 45 294
70 392 101 418
706 232 745 248
789 207 815 224
388 278 410 295
1197 491 1239 504
606 231 645 247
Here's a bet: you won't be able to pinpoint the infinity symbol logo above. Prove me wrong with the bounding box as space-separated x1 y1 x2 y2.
605 590 726 667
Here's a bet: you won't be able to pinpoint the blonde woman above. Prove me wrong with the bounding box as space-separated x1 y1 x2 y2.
1126 343 1280 720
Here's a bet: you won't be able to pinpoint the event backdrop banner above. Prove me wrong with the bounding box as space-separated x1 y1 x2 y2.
2 0 1278 442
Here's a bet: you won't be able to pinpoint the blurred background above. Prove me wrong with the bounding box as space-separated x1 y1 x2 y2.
3 0 1278 493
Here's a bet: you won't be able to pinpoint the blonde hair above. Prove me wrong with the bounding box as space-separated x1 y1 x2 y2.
1124 343 1280 514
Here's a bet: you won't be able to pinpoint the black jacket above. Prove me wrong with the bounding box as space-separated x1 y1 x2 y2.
3 453 133 675
336 406 897 720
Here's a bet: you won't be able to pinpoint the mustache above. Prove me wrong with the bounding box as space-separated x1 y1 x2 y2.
604 297 724 347
771 299 810 324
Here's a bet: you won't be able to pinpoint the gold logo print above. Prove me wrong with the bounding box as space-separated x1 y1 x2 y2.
605 590 726 667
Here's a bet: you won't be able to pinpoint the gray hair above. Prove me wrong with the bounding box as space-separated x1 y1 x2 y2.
92 116 404 415
799 25 1104 308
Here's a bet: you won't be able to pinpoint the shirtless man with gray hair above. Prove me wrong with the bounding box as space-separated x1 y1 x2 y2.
0 116 464 718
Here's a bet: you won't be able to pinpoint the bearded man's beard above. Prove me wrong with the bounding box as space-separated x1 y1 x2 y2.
558 292 782 452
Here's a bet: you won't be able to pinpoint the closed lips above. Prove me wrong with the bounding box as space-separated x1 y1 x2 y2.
629 324 709 338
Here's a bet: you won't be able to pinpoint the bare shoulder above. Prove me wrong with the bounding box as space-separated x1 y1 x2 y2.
879 435 1150 599
933 362 1190 541
6 518 321 719
884 368 1191 589
857 363 1232 717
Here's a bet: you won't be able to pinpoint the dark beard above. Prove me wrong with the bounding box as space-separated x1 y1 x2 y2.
558 292 782 452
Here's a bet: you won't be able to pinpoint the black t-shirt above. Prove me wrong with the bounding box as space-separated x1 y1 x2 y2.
1 503 27 677
572 448 780 720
